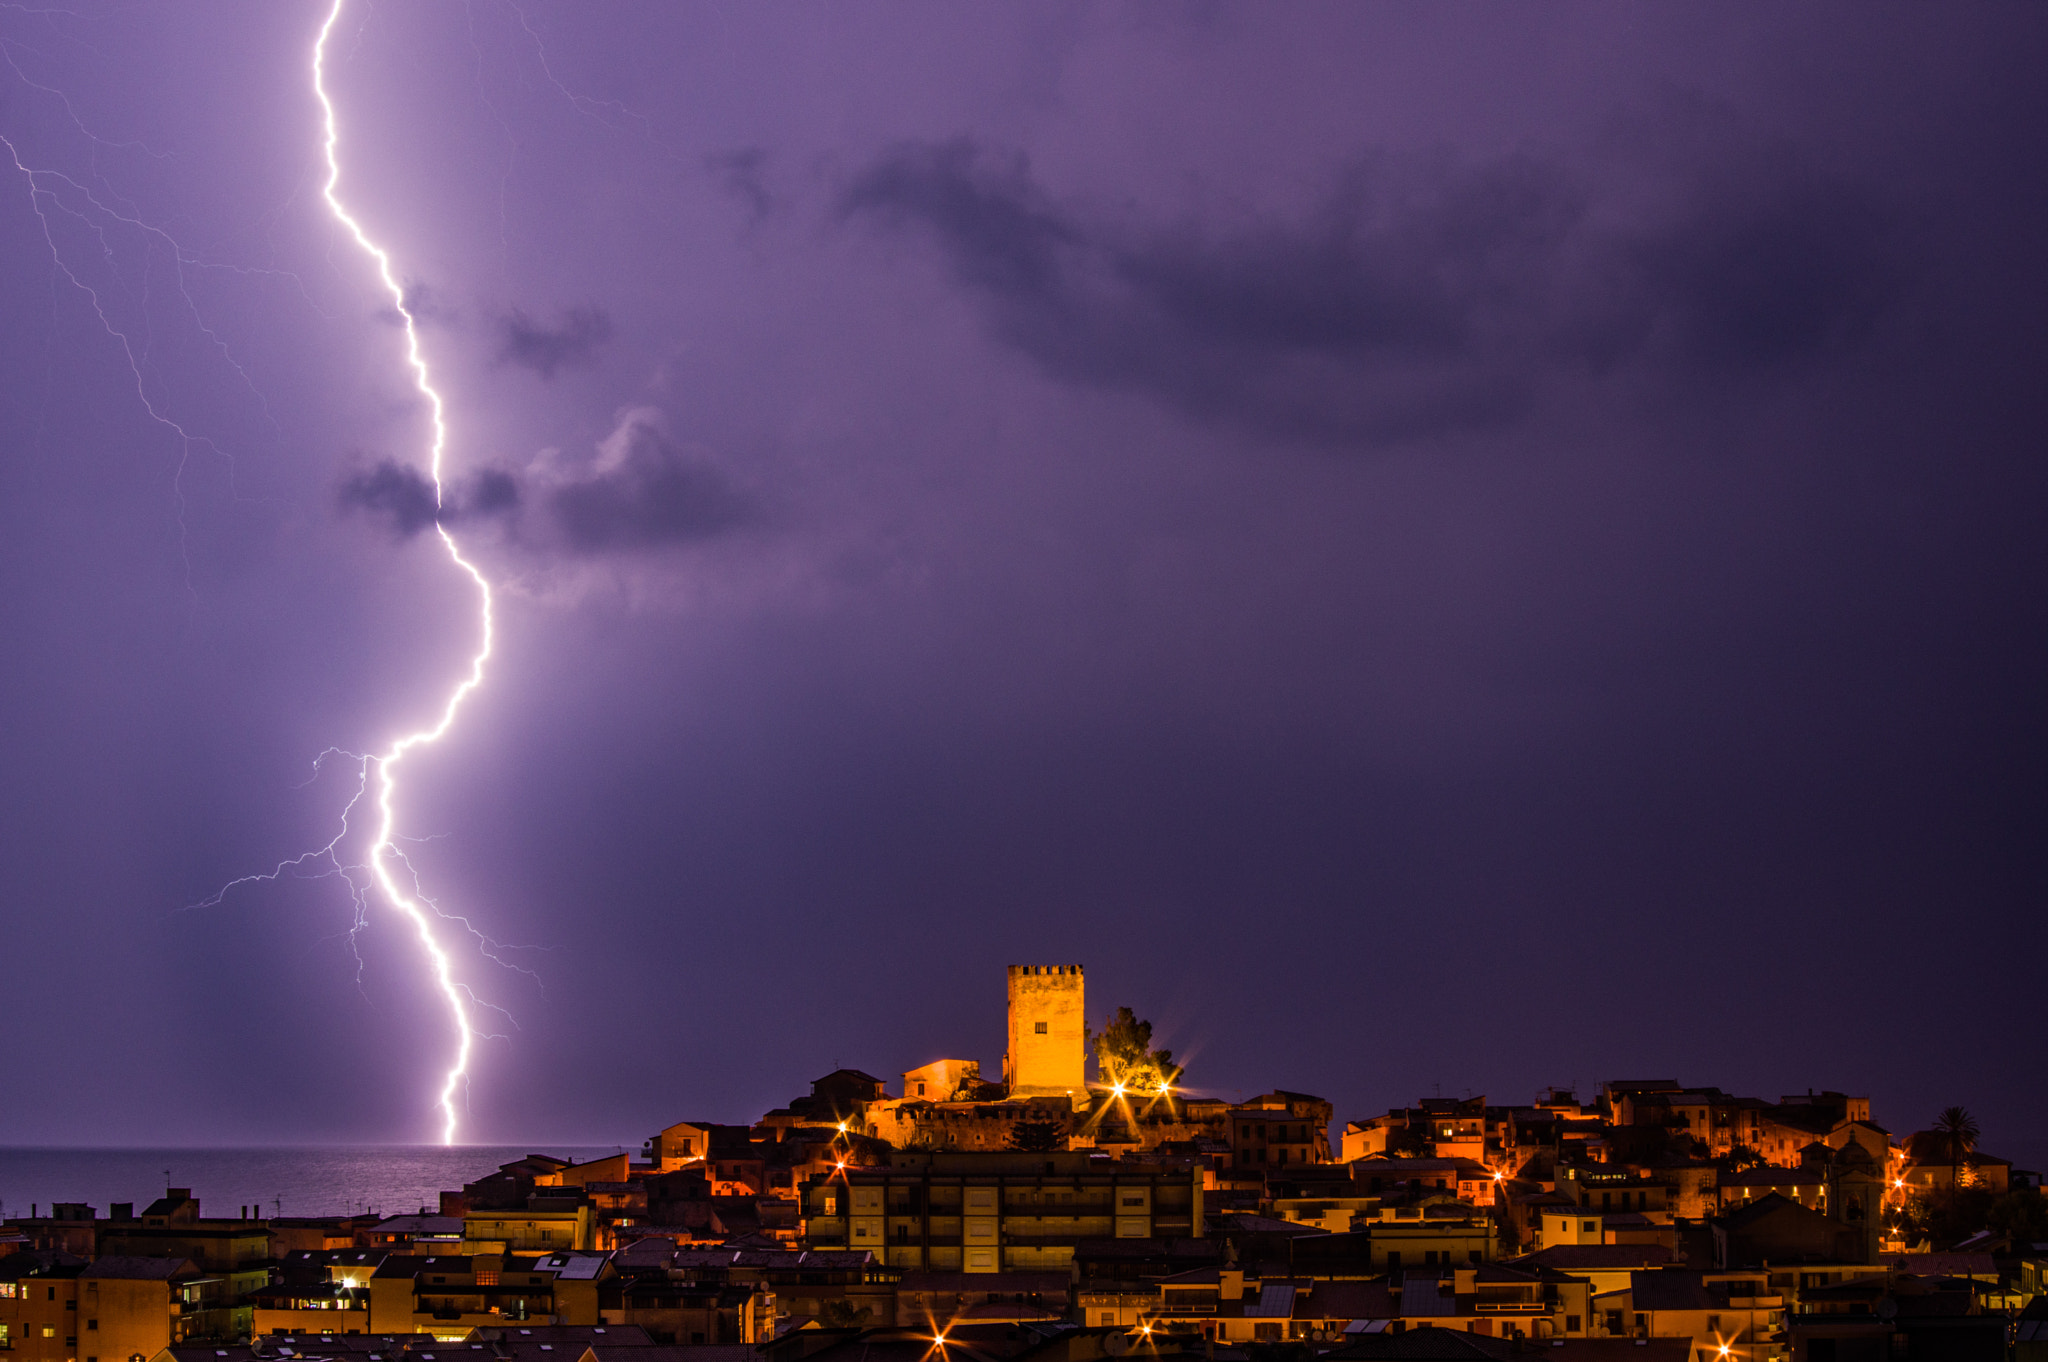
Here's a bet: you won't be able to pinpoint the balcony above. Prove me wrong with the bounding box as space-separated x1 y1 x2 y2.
1475 1303 1548 1314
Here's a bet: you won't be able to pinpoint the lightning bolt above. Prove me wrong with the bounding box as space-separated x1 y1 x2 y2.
311 0 496 1146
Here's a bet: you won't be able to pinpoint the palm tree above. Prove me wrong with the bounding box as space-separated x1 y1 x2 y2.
1932 1106 1979 1204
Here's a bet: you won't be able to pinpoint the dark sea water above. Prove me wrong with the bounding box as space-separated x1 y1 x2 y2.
0 1147 619 1220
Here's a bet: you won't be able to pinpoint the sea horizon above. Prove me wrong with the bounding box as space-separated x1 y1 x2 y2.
0 1145 623 1222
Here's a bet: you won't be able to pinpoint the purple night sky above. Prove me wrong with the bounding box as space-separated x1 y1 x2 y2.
0 4 2042 1153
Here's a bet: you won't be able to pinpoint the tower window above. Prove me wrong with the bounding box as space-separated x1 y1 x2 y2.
1034 1022 1047 1034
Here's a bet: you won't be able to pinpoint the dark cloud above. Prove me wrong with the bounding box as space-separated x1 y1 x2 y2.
496 305 613 379
336 459 440 537
842 139 1901 445
709 148 774 222
337 461 520 538
336 419 745 555
545 412 753 553
1627 175 1897 372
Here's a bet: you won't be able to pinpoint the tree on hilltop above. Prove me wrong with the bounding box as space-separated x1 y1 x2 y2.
1092 1006 1184 1093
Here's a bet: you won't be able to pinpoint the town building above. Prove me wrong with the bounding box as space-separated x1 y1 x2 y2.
799 1149 1201 1275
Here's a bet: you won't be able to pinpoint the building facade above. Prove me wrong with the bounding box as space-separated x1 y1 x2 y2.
799 1150 1201 1275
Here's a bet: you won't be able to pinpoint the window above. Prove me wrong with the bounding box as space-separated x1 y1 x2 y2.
1566 1317 1581 1333
1100 1314 1116 1326
1034 1022 1047 1035
42 1328 56 1339
86 1321 97 1332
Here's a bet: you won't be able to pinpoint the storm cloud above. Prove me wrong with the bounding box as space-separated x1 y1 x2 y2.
337 460 520 538
496 305 613 378
541 409 755 553
843 138 1900 445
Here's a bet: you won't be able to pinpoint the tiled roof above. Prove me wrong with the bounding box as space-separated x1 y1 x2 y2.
1509 1245 1676 1271
83 1255 195 1279
1628 1270 1714 1312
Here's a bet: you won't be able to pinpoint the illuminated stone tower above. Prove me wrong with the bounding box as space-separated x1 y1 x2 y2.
1004 964 1086 1099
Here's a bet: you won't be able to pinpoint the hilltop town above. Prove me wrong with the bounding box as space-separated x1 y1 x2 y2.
4 966 2044 1362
